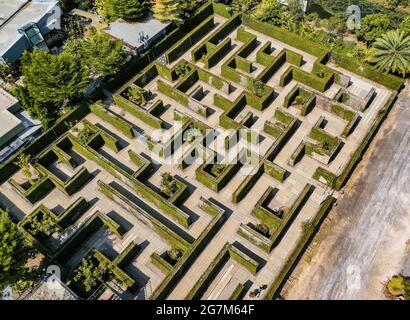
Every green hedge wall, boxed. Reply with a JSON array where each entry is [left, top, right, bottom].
[[151, 252, 173, 274], [335, 92, 398, 190], [58, 197, 90, 229], [150, 201, 226, 300], [332, 53, 404, 91], [165, 16, 215, 63], [264, 195, 335, 299], [263, 161, 286, 182], [205, 38, 232, 69], [313, 167, 337, 188], [229, 283, 245, 300], [97, 180, 191, 250], [228, 246, 259, 275], [185, 242, 231, 299], [232, 164, 263, 203], [212, 2, 233, 18], [0, 103, 90, 185], [89, 103, 134, 139], [157, 79, 189, 106], [242, 14, 326, 57], [113, 94, 163, 129]]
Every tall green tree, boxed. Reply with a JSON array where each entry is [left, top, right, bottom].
[[21, 50, 89, 105], [356, 14, 391, 45], [153, 0, 181, 22], [0, 210, 32, 291], [368, 30, 410, 77], [81, 29, 127, 76], [64, 29, 126, 77], [110, 0, 151, 20]]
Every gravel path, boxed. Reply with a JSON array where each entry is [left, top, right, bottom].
[[284, 86, 410, 300]]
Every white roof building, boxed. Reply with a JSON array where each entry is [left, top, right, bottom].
[[0, 0, 61, 64]]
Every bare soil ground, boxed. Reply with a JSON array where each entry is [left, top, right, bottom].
[[283, 85, 410, 300]]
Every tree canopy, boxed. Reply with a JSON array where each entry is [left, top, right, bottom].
[[153, 0, 181, 22], [21, 50, 89, 105], [110, 0, 151, 20], [0, 210, 32, 291], [368, 30, 410, 77], [356, 14, 392, 45]]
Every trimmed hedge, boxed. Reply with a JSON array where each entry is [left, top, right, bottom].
[[58, 197, 90, 229], [185, 242, 231, 300], [185, 242, 259, 299], [212, 2, 233, 18], [113, 93, 163, 129], [196, 161, 242, 192], [150, 200, 226, 300], [332, 52, 404, 91], [157, 79, 189, 106], [334, 92, 398, 190], [263, 161, 286, 182], [97, 180, 191, 250], [89, 103, 135, 139], [313, 167, 337, 188], [264, 195, 335, 299], [9, 176, 55, 204], [232, 164, 263, 203], [228, 245, 259, 275], [229, 283, 245, 300], [242, 14, 326, 57], [280, 67, 333, 92], [151, 252, 173, 274], [0, 103, 90, 185]]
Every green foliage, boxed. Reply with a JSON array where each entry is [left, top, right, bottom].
[[110, 0, 151, 20], [73, 255, 109, 292], [154, 0, 181, 22], [160, 172, 179, 197], [211, 163, 225, 177], [167, 248, 183, 261], [175, 61, 191, 78], [400, 16, 410, 36], [0, 210, 32, 290], [368, 30, 410, 77], [356, 14, 391, 45], [231, 0, 258, 14], [386, 275, 406, 297], [64, 29, 127, 77], [21, 49, 89, 105], [126, 87, 150, 105], [14, 154, 34, 184], [252, 0, 286, 25], [250, 80, 266, 97], [25, 211, 59, 237], [77, 124, 96, 145]]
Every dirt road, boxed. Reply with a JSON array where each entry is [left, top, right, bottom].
[[284, 86, 410, 300]]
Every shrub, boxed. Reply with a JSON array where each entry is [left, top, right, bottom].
[[161, 172, 179, 197], [175, 61, 191, 78], [126, 87, 150, 105], [210, 163, 225, 177], [250, 80, 266, 97], [167, 248, 183, 262], [72, 254, 109, 293], [255, 223, 270, 237]]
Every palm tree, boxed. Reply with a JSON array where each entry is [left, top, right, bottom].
[[368, 30, 410, 78]]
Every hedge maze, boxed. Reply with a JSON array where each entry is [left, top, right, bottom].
[[0, 2, 404, 300]]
